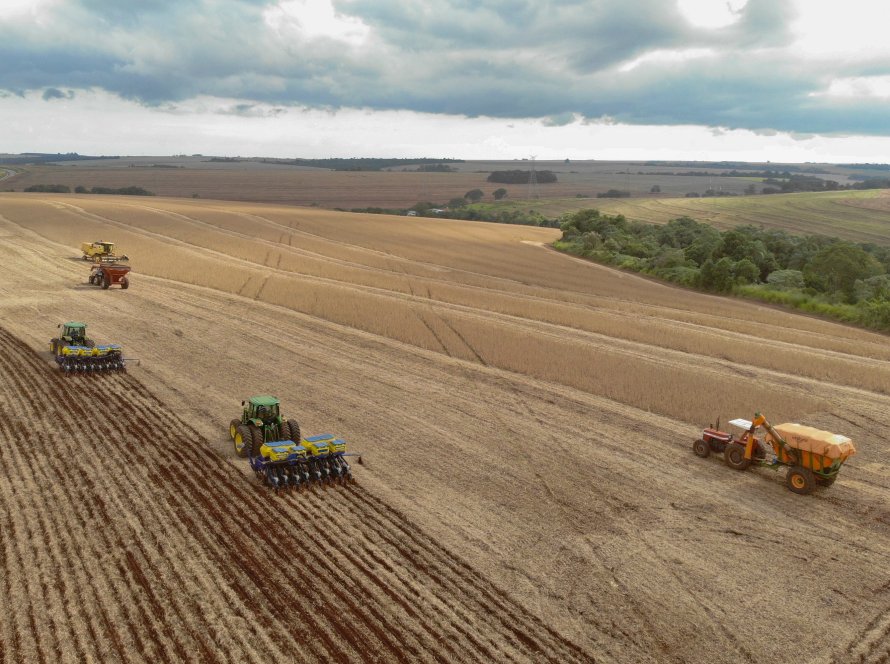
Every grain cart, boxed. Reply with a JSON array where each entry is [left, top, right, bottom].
[[693, 412, 856, 494], [50, 322, 127, 373], [228, 396, 361, 492], [88, 263, 131, 289], [81, 241, 128, 263]]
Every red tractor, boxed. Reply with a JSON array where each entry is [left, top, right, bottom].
[[88, 263, 131, 289]]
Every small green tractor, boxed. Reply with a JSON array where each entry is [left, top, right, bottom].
[[50, 321, 126, 373], [229, 396, 300, 459], [229, 396, 360, 492]]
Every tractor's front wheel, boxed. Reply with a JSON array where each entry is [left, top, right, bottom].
[[724, 443, 751, 471], [101, 275, 110, 289], [287, 419, 301, 444], [234, 425, 251, 458], [229, 419, 240, 440], [121, 277, 129, 290], [787, 467, 816, 494], [693, 439, 710, 458]]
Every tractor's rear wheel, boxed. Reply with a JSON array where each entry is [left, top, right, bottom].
[[278, 420, 291, 442], [287, 419, 301, 443], [229, 419, 240, 440], [121, 277, 129, 290], [786, 466, 816, 495], [724, 443, 751, 471], [248, 425, 264, 457], [693, 439, 710, 458], [234, 425, 251, 458]]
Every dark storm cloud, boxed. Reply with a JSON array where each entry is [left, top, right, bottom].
[[0, 0, 888, 135], [41, 87, 74, 101]]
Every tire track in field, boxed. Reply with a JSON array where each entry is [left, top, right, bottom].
[[0, 326, 591, 663]]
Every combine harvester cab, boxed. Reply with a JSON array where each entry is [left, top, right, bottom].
[[50, 322, 127, 373], [230, 396, 361, 493], [693, 412, 856, 494]]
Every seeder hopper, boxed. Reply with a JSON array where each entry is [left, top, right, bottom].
[[229, 396, 361, 493]]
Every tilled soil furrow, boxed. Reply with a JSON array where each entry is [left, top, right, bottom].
[[75, 381, 306, 664], [9, 427, 95, 664], [76, 385, 287, 664], [0, 350, 158, 664], [110, 387, 356, 663], [0, 361, 82, 664], [116, 374, 482, 663], [118, 365, 580, 663], [305, 492, 517, 661], [0, 342, 222, 657], [161, 456, 400, 663], [1, 337, 299, 663], [284, 494, 464, 662], [0, 324, 599, 663], [73, 389, 255, 664], [123, 378, 576, 656], [344, 488, 592, 662]]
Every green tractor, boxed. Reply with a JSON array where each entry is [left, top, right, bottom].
[[229, 396, 300, 458]]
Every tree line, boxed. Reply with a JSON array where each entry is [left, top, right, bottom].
[[23, 184, 154, 195], [557, 209, 890, 331]]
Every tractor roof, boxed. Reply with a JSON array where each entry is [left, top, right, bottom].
[[249, 395, 280, 407], [64, 322, 86, 329]]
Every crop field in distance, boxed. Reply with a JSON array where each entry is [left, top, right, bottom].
[[0, 190, 888, 663], [7, 158, 890, 244]]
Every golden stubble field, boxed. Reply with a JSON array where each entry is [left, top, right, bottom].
[[0, 192, 888, 663]]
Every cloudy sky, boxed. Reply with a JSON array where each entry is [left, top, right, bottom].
[[2, 0, 890, 161]]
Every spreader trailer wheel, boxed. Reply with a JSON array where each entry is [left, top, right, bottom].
[[786, 466, 816, 495]]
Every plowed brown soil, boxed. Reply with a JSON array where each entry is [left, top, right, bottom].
[[0, 193, 889, 664]]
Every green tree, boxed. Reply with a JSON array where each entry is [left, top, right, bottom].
[[804, 243, 884, 301], [464, 188, 484, 202], [767, 269, 805, 290], [493, 188, 508, 200]]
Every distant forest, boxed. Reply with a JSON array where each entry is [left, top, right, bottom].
[[557, 209, 890, 331]]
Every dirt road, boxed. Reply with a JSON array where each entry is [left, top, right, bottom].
[[0, 193, 888, 663]]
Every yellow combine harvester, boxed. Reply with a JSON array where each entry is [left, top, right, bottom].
[[81, 241, 128, 263]]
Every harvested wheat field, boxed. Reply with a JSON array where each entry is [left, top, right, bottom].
[[0, 192, 888, 664]]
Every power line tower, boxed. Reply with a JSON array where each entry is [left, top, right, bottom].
[[527, 155, 539, 199]]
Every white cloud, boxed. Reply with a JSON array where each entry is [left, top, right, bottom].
[[264, 0, 371, 45], [790, 0, 890, 58], [619, 48, 714, 73], [815, 76, 890, 100], [0, 0, 60, 21], [676, 0, 748, 29], [3, 89, 890, 163]]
